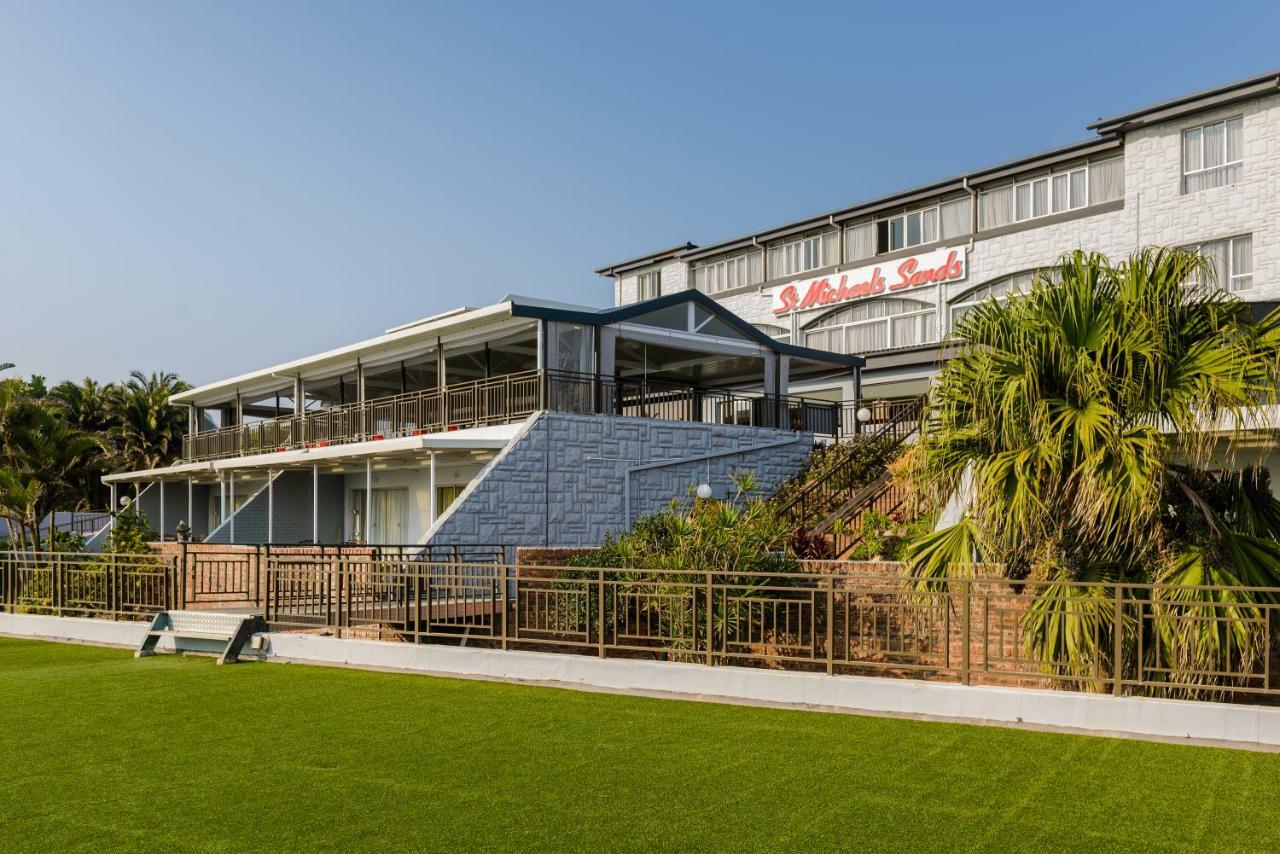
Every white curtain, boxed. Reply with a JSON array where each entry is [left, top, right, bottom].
[[979, 185, 1014, 230], [1088, 158, 1124, 204], [939, 198, 970, 239], [844, 222, 874, 262]]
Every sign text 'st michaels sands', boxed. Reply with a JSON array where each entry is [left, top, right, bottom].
[[772, 247, 966, 316]]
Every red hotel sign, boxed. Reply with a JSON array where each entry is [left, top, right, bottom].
[[772, 247, 966, 316]]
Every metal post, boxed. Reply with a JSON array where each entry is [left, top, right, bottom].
[[428, 451, 437, 525], [312, 464, 319, 542], [500, 565, 508, 651], [597, 568, 606, 658], [825, 578, 834, 676], [705, 571, 714, 666], [229, 470, 236, 544], [960, 579, 971, 686], [109, 483, 117, 534], [364, 458, 372, 544], [267, 470, 275, 543], [187, 477, 193, 535], [158, 480, 165, 543], [1113, 583, 1124, 697]]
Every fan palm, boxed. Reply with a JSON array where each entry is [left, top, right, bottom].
[[908, 248, 1280, 694]]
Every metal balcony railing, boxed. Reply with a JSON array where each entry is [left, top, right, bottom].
[[181, 369, 859, 462]]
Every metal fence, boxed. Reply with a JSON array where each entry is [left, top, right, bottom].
[[255, 559, 1280, 700], [0, 551, 181, 620], [182, 369, 863, 463], [8, 548, 1278, 703]]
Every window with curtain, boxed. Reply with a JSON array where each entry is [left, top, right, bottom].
[[1183, 117, 1243, 193], [637, 271, 661, 300], [803, 298, 936, 354], [949, 271, 1036, 326], [767, 230, 837, 279], [1013, 166, 1086, 222], [938, 197, 971, 239], [877, 203, 947, 254], [843, 222, 875, 263], [1187, 234, 1253, 292], [351, 488, 409, 545], [1088, 157, 1124, 204], [691, 250, 764, 294]]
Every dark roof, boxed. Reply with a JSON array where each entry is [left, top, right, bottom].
[[1088, 69, 1280, 133], [509, 290, 864, 368], [593, 242, 697, 277]]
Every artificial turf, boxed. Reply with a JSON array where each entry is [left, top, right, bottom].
[[0, 637, 1278, 852]]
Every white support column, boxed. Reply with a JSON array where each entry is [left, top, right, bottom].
[[267, 470, 275, 543], [229, 471, 235, 544], [187, 477, 193, 529], [109, 483, 117, 532], [428, 451, 437, 525], [159, 480, 166, 542], [312, 464, 319, 543], [219, 476, 226, 525], [364, 458, 373, 544]]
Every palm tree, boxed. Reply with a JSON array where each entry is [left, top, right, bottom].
[[0, 380, 102, 550], [907, 247, 1280, 693], [108, 371, 191, 471]]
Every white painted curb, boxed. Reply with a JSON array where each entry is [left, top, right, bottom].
[[4, 613, 1278, 748]]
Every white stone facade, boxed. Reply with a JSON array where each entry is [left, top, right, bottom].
[[602, 84, 1280, 395]]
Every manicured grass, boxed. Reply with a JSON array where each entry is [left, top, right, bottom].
[[1, 638, 1278, 852]]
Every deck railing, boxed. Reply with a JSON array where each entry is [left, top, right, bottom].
[[182, 370, 854, 462]]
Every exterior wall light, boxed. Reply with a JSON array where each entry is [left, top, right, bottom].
[[695, 483, 713, 500], [856, 407, 872, 423]]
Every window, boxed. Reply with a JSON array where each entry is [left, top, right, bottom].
[[754, 323, 791, 344], [1012, 166, 1085, 223], [979, 156, 1122, 230], [1188, 234, 1252, 292], [768, 230, 837, 279], [638, 271, 661, 300], [938, 197, 971, 239], [844, 222, 875, 263], [692, 250, 764, 294], [803, 298, 936, 354], [1183, 117, 1243, 193], [949, 271, 1035, 326], [1088, 157, 1123, 205]]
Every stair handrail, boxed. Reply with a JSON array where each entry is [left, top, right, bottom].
[[776, 394, 926, 523]]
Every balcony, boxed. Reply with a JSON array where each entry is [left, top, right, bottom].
[[181, 370, 876, 463]]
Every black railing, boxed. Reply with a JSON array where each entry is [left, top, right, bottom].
[[182, 370, 857, 462]]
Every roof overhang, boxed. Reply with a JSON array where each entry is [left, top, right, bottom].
[[1088, 70, 1280, 134], [594, 242, 697, 277], [172, 302, 526, 406]]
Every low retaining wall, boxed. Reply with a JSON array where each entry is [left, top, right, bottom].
[[3, 613, 1278, 749]]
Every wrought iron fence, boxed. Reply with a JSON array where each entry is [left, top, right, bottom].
[[0, 551, 181, 619], [255, 559, 1280, 700]]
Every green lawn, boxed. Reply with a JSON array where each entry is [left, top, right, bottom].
[[1, 638, 1279, 852]]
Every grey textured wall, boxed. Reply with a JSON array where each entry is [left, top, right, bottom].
[[205, 471, 344, 545], [429, 412, 813, 551]]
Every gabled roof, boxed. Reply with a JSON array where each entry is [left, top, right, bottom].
[[509, 290, 864, 368]]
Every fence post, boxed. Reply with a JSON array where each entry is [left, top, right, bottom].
[[597, 568, 606, 658], [178, 540, 189, 609], [53, 551, 62, 617], [1112, 583, 1124, 697], [500, 566, 508, 651], [704, 571, 714, 666], [825, 577, 834, 676], [960, 578, 971, 686]]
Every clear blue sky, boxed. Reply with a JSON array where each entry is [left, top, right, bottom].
[[4, 1, 1279, 386]]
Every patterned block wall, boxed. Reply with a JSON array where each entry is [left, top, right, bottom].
[[428, 412, 813, 551]]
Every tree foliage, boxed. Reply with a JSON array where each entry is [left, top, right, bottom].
[[0, 370, 189, 551], [908, 247, 1280, 694]]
